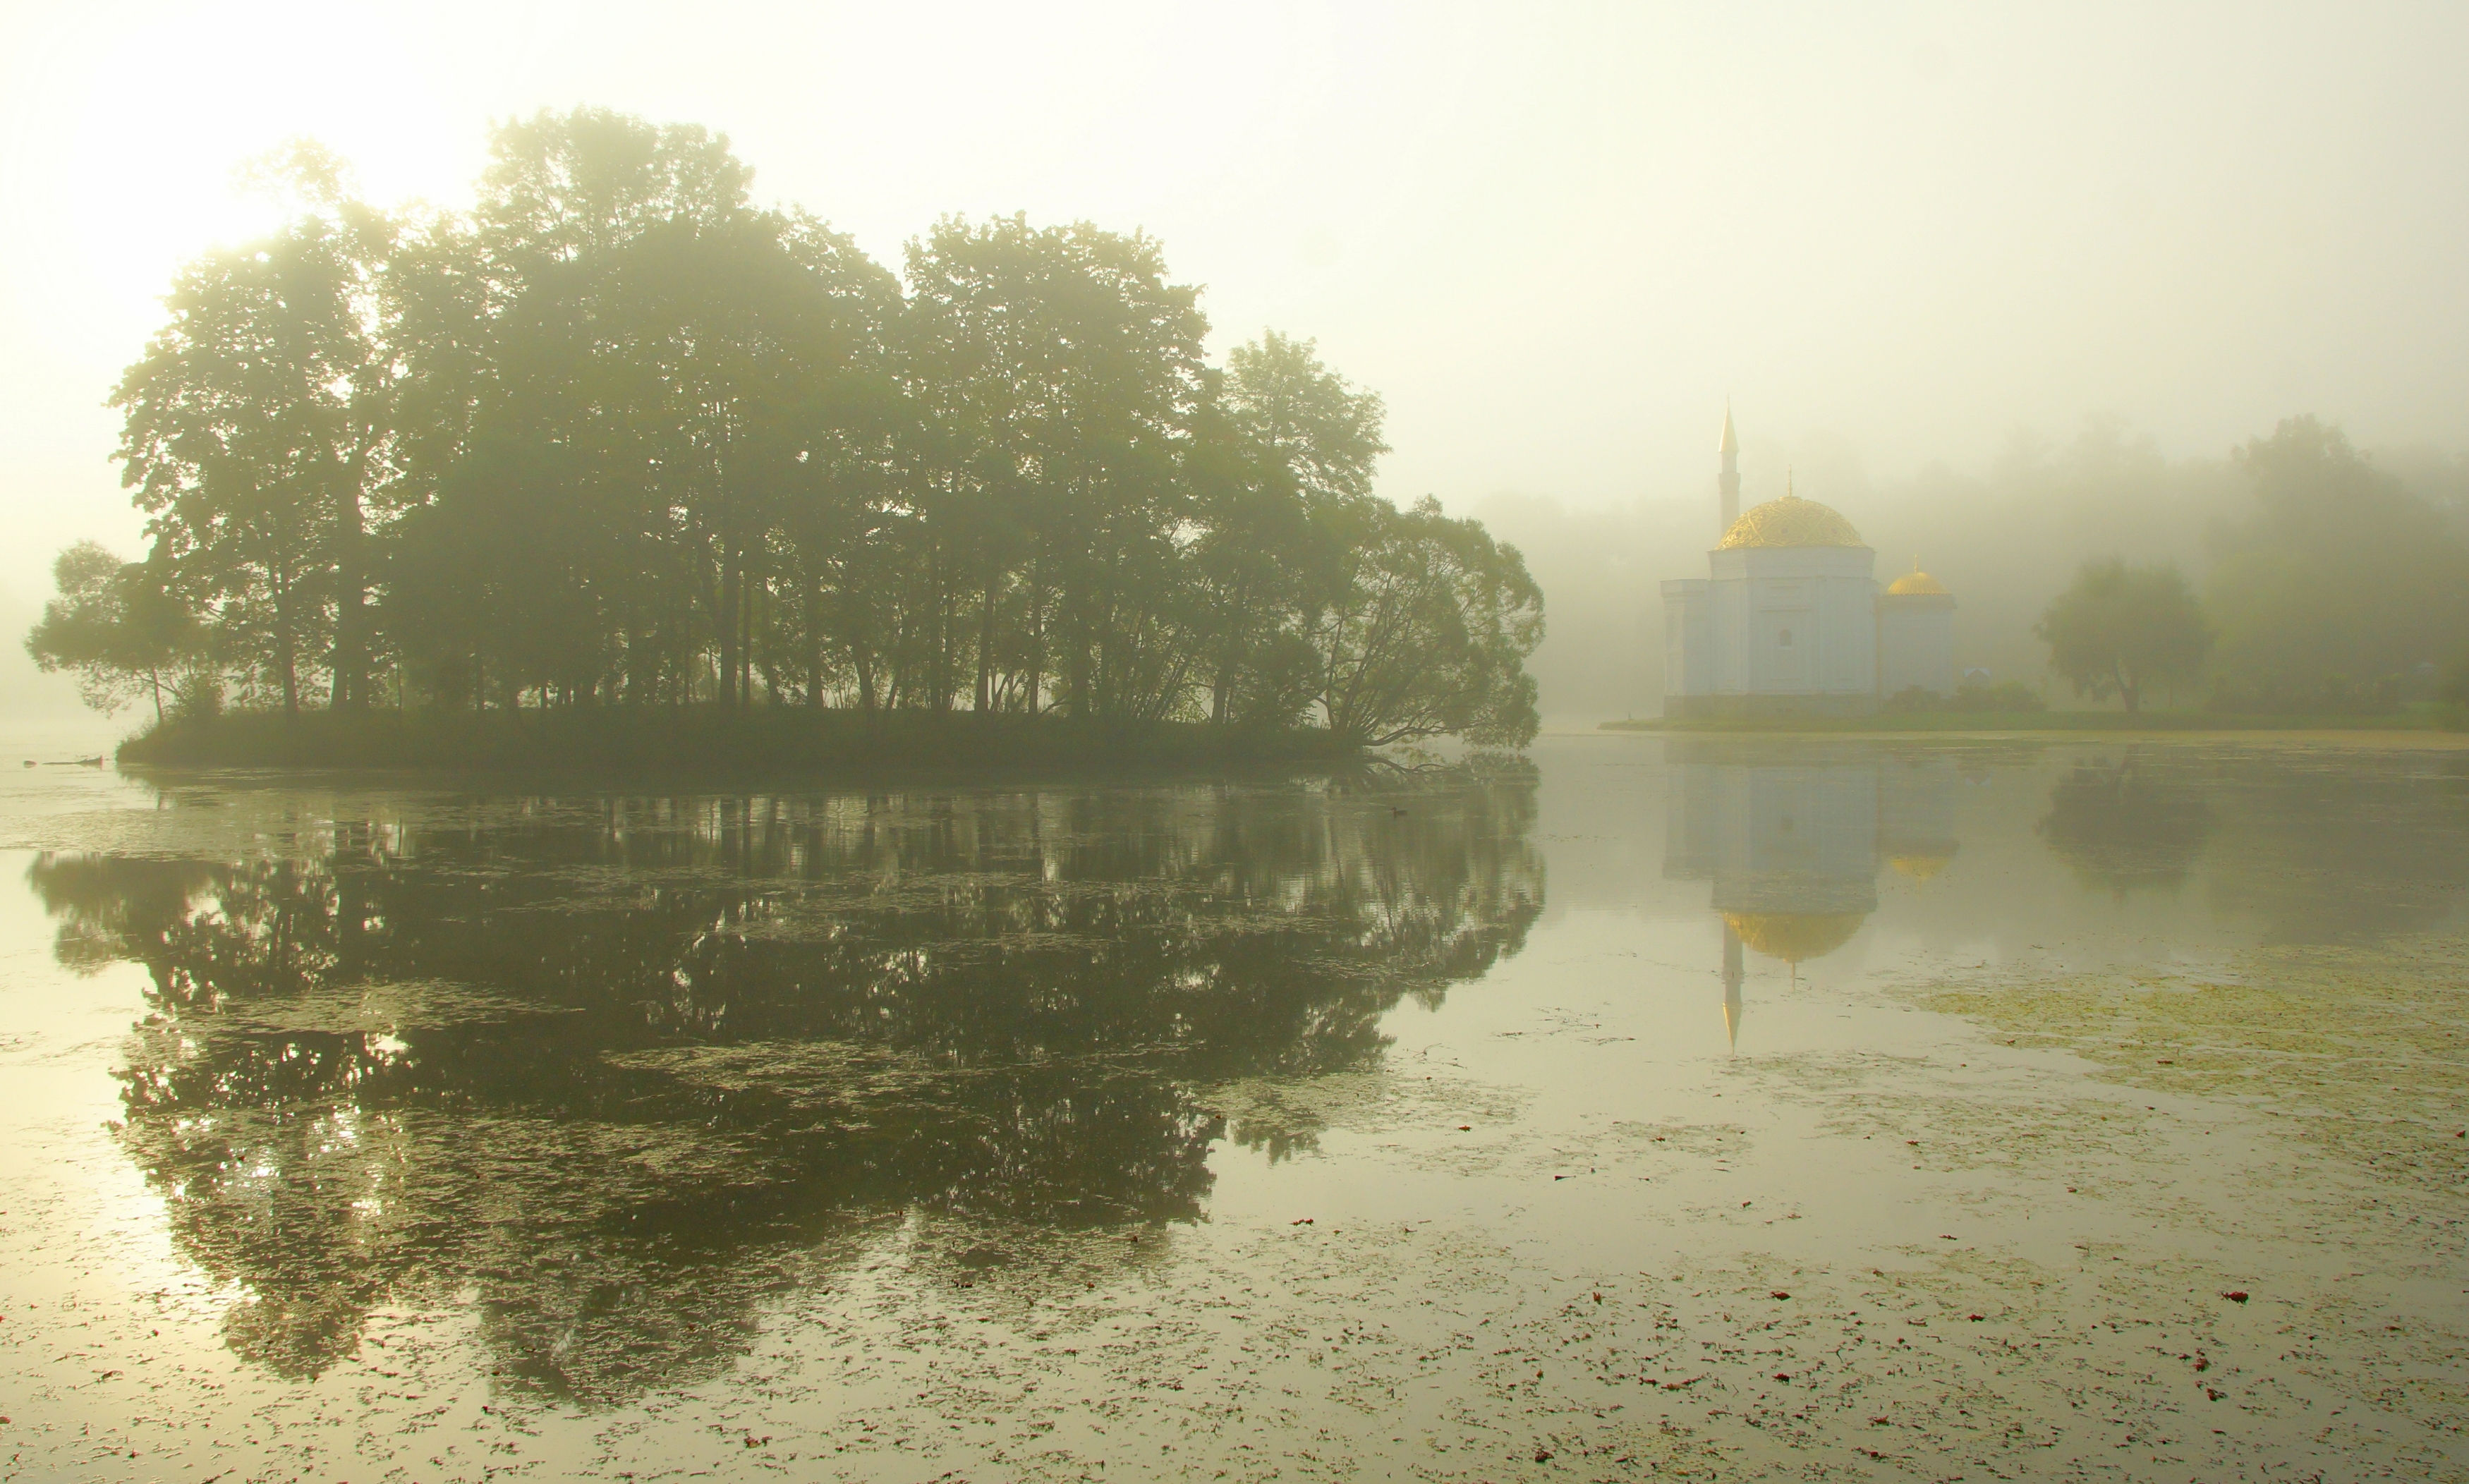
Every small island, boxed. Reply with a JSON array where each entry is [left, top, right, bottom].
[[26, 116, 1543, 772]]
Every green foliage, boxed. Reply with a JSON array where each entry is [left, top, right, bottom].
[[23, 542, 199, 719], [2036, 558, 2212, 714], [64, 111, 1540, 755], [109, 157, 400, 712], [2205, 417, 2469, 710], [1314, 498, 1543, 748]]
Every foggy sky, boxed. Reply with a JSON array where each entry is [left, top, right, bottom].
[[5, 0, 2465, 714]]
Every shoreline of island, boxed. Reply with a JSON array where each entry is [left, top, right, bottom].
[[114, 709, 1368, 781]]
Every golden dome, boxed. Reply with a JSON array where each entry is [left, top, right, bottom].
[[1718, 494, 1867, 551], [1721, 910, 1867, 963], [1886, 558, 1950, 596]]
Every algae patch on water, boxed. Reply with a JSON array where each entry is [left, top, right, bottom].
[[1914, 933, 2469, 1195]]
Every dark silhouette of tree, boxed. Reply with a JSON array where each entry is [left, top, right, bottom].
[[59, 111, 1539, 750], [111, 143, 403, 712], [23, 541, 199, 721]]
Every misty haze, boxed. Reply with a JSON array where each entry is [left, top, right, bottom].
[[2, 5, 2466, 1481]]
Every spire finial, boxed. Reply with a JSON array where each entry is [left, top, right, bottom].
[[1718, 401, 1739, 456], [1787, 466, 1796, 499]]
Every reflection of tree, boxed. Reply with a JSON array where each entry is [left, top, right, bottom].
[[2200, 752, 2469, 944], [29, 772, 1541, 1398], [2035, 750, 2212, 901]]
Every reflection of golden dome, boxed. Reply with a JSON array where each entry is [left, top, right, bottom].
[[1886, 558, 1950, 596], [1888, 852, 1955, 882], [1721, 911, 1867, 963], [1718, 494, 1867, 551]]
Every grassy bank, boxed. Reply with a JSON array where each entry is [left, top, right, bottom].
[[118, 707, 1361, 779], [1599, 708, 2459, 734]]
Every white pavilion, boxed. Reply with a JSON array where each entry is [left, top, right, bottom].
[[1661, 408, 1956, 717]]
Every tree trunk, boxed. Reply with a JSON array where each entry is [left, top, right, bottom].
[[1025, 576, 1043, 716], [741, 577, 757, 707], [808, 573, 826, 707], [332, 487, 368, 710], [717, 554, 740, 712], [976, 576, 997, 716]]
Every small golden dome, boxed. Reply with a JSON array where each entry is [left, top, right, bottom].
[[1717, 492, 1867, 551], [1721, 910, 1867, 963], [1886, 557, 1950, 596]]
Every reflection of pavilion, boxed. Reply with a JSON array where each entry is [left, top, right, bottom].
[[1664, 750, 1960, 1047]]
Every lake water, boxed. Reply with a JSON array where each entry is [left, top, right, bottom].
[[1, 733, 2465, 1481]]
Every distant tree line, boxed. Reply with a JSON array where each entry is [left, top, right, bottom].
[[2034, 416, 2469, 715], [28, 111, 1542, 748]]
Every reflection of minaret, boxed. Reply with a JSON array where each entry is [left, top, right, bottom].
[[1721, 920, 1745, 1050], [1666, 745, 1881, 1050], [1718, 403, 1741, 538]]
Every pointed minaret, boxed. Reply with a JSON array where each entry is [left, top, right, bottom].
[[1718, 403, 1741, 540]]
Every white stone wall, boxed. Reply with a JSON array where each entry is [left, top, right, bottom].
[[1659, 579, 1714, 698], [1706, 547, 1879, 700]]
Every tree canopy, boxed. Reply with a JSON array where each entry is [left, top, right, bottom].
[[23, 541, 197, 721], [56, 110, 1541, 750], [2205, 416, 2469, 710], [2035, 557, 2212, 714]]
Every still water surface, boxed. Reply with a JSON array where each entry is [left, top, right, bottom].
[[1, 734, 2465, 1480]]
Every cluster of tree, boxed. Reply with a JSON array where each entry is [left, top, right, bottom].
[[27, 111, 1542, 748], [2034, 418, 2469, 714]]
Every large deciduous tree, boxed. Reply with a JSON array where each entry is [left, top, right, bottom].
[[900, 214, 1211, 720], [24, 542, 198, 720], [112, 144, 401, 712], [1314, 499, 1543, 748], [2035, 557, 2212, 714]]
